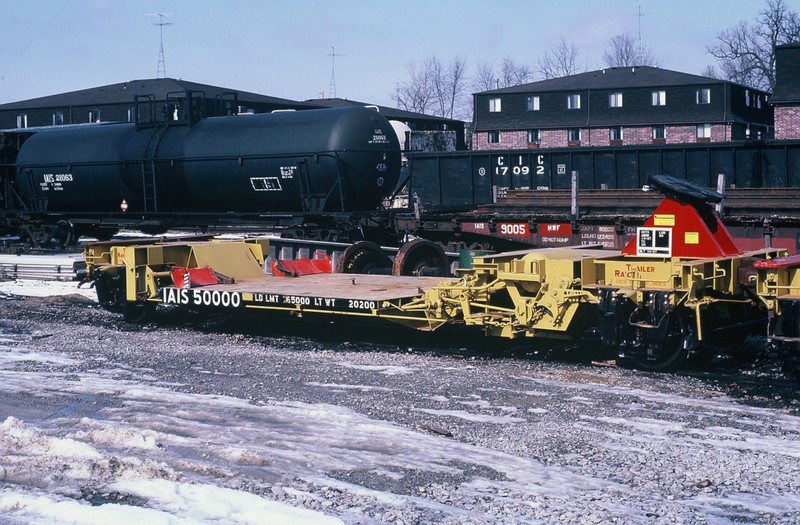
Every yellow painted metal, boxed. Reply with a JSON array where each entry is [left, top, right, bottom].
[[84, 238, 269, 302], [756, 257, 800, 318], [84, 235, 789, 346], [413, 245, 786, 343], [408, 247, 618, 339]]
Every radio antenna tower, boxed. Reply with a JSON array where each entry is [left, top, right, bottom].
[[328, 46, 343, 99], [149, 13, 172, 78], [636, 5, 648, 65]]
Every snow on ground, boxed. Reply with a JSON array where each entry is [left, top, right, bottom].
[[0, 278, 97, 300], [2, 278, 800, 523]]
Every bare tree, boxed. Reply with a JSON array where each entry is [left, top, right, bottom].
[[537, 38, 587, 79], [500, 57, 535, 87], [392, 58, 436, 115], [393, 56, 470, 119], [432, 56, 468, 119], [701, 64, 722, 79], [472, 58, 534, 92], [472, 61, 497, 92], [603, 33, 660, 67], [707, 0, 800, 91]]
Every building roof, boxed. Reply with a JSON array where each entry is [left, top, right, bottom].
[[478, 66, 766, 95], [771, 42, 800, 104], [304, 97, 463, 124], [0, 78, 318, 110]]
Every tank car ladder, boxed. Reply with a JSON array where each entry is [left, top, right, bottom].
[[141, 125, 170, 213]]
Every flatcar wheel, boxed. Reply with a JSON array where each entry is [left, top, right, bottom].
[[621, 310, 692, 372], [336, 241, 392, 274], [123, 301, 156, 323], [392, 239, 449, 277], [94, 271, 125, 312]]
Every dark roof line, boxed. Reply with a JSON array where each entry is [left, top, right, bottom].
[[476, 66, 770, 96], [303, 97, 461, 123], [0, 78, 317, 110]]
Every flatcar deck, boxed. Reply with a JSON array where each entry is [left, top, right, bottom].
[[216, 273, 453, 301], [160, 272, 456, 325]]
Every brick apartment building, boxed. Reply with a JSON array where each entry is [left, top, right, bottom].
[[472, 66, 773, 151], [772, 42, 800, 140]]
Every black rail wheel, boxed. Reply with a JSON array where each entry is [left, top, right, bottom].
[[619, 309, 695, 372], [392, 239, 449, 277], [94, 269, 156, 323], [336, 241, 392, 274], [123, 300, 157, 323], [56, 220, 76, 247], [94, 271, 125, 312]]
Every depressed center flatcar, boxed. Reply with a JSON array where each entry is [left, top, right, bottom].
[[83, 175, 800, 374]]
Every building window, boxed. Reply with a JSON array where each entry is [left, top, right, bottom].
[[16, 114, 27, 128], [527, 96, 540, 111], [745, 90, 751, 107], [610, 126, 623, 141], [652, 125, 666, 140], [697, 123, 711, 139], [528, 129, 541, 143], [88, 109, 101, 122], [567, 94, 581, 109], [52, 112, 64, 126], [488, 130, 500, 144], [568, 128, 581, 141], [489, 98, 502, 112], [696, 88, 711, 104], [757, 95, 762, 109], [609, 92, 623, 108], [651, 90, 666, 106]]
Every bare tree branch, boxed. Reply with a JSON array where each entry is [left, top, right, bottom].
[[603, 33, 661, 67], [537, 38, 587, 79], [707, 0, 800, 90], [392, 56, 470, 119]]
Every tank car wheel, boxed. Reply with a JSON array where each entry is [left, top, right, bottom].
[[618, 310, 694, 372], [392, 239, 449, 277], [56, 220, 76, 247], [336, 241, 392, 274]]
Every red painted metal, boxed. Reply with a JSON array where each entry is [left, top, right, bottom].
[[621, 197, 741, 258]]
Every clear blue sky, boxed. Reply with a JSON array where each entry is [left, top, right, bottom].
[[0, 0, 769, 107]]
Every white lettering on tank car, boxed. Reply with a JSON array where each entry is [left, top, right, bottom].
[[369, 128, 389, 144], [250, 177, 282, 191]]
